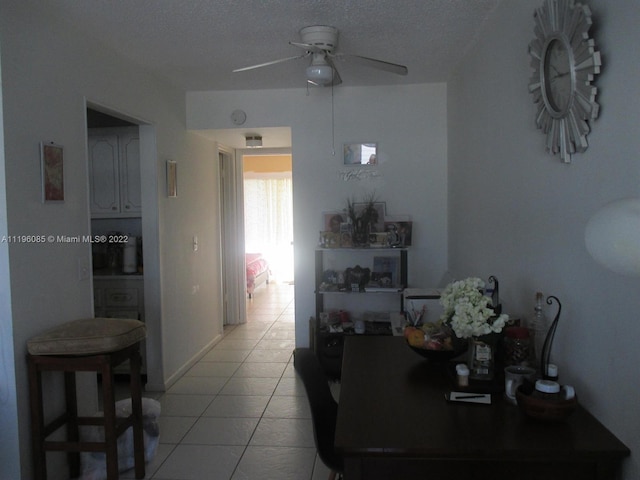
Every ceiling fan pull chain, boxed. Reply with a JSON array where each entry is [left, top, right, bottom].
[[331, 80, 335, 156]]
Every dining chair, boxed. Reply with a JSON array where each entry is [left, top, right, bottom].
[[293, 348, 344, 480]]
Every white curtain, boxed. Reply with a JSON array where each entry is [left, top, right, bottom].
[[244, 173, 293, 281]]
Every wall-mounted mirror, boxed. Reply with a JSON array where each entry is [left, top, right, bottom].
[[343, 142, 377, 165]]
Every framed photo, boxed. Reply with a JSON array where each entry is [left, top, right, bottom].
[[323, 211, 346, 234], [343, 142, 378, 165], [319, 231, 340, 249], [368, 232, 389, 247], [384, 221, 413, 246], [40, 142, 64, 203], [166, 160, 177, 197], [373, 256, 400, 287], [352, 202, 386, 233], [340, 231, 353, 248], [340, 222, 353, 248]]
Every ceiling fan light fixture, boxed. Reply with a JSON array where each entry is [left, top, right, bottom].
[[306, 64, 333, 85], [306, 54, 334, 86], [245, 134, 262, 148]]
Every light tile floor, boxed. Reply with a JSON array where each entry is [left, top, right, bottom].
[[121, 281, 332, 480]]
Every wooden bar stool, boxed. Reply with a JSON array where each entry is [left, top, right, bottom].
[[27, 317, 147, 480]]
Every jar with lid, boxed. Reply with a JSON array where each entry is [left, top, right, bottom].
[[456, 363, 470, 387], [504, 326, 533, 367], [532, 379, 561, 401]]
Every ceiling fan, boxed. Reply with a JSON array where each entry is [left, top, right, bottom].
[[233, 25, 408, 86]]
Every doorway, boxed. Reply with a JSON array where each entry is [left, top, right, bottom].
[[243, 153, 294, 284], [84, 103, 164, 390], [217, 143, 294, 326]]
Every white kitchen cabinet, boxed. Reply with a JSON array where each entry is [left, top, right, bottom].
[[88, 128, 141, 217]]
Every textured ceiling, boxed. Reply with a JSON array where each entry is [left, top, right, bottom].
[[47, 0, 502, 92]]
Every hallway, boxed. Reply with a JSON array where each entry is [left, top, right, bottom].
[[121, 282, 330, 479]]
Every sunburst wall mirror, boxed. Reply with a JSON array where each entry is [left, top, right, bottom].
[[528, 0, 602, 163]]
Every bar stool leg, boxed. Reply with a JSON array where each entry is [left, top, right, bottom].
[[101, 360, 119, 479], [130, 348, 146, 479], [28, 357, 47, 480], [64, 371, 81, 478]]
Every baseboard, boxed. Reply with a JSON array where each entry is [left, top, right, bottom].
[[161, 333, 224, 390]]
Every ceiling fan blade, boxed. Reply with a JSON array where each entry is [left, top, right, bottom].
[[233, 53, 310, 73], [334, 53, 408, 76]]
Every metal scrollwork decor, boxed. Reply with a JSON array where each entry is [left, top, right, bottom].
[[540, 295, 562, 379], [528, 0, 601, 163]]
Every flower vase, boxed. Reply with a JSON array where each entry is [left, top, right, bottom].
[[353, 221, 370, 247], [468, 336, 494, 380]]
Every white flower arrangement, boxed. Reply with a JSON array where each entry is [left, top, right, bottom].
[[439, 277, 508, 339]]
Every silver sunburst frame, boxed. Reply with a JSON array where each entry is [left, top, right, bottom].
[[528, 0, 601, 163]]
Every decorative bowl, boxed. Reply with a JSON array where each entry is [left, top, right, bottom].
[[516, 384, 578, 422], [404, 325, 468, 363], [407, 342, 468, 363]]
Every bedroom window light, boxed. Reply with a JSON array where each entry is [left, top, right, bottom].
[[243, 171, 293, 282]]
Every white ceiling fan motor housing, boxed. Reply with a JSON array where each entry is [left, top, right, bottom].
[[299, 26, 339, 53]]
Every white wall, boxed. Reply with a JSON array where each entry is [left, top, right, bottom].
[[0, 37, 20, 480], [188, 83, 448, 345], [448, 1, 640, 478], [0, 1, 223, 477]]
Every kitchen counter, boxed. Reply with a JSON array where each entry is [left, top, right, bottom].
[[93, 268, 143, 279]]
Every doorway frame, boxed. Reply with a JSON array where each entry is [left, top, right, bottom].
[[218, 146, 294, 325], [84, 100, 164, 390], [218, 144, 247, 325], [241, 147, 294, 284]]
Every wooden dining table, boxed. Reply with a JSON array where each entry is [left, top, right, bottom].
[[334, 336, 630, 480]]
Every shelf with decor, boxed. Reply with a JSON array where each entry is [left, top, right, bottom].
[[313, 247, 408, 378]]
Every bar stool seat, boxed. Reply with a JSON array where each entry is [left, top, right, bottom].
[[27, 317, 147, 480]]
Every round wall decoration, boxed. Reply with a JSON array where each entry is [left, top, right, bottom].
[[231, 109, 247, 126], [528, 0, 601, 163]]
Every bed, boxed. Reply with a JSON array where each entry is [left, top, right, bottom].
[[246, 253, 270, 298]]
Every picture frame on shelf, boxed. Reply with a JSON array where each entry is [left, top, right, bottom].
[[368, 232, 389, 247], [384, 221, 412, 246], [339, 223, 353, 248], [319, 231, 340, 248], [323, 211, 346, 234], [40, 142, 64, 203], [373, 256, 400, 287]]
